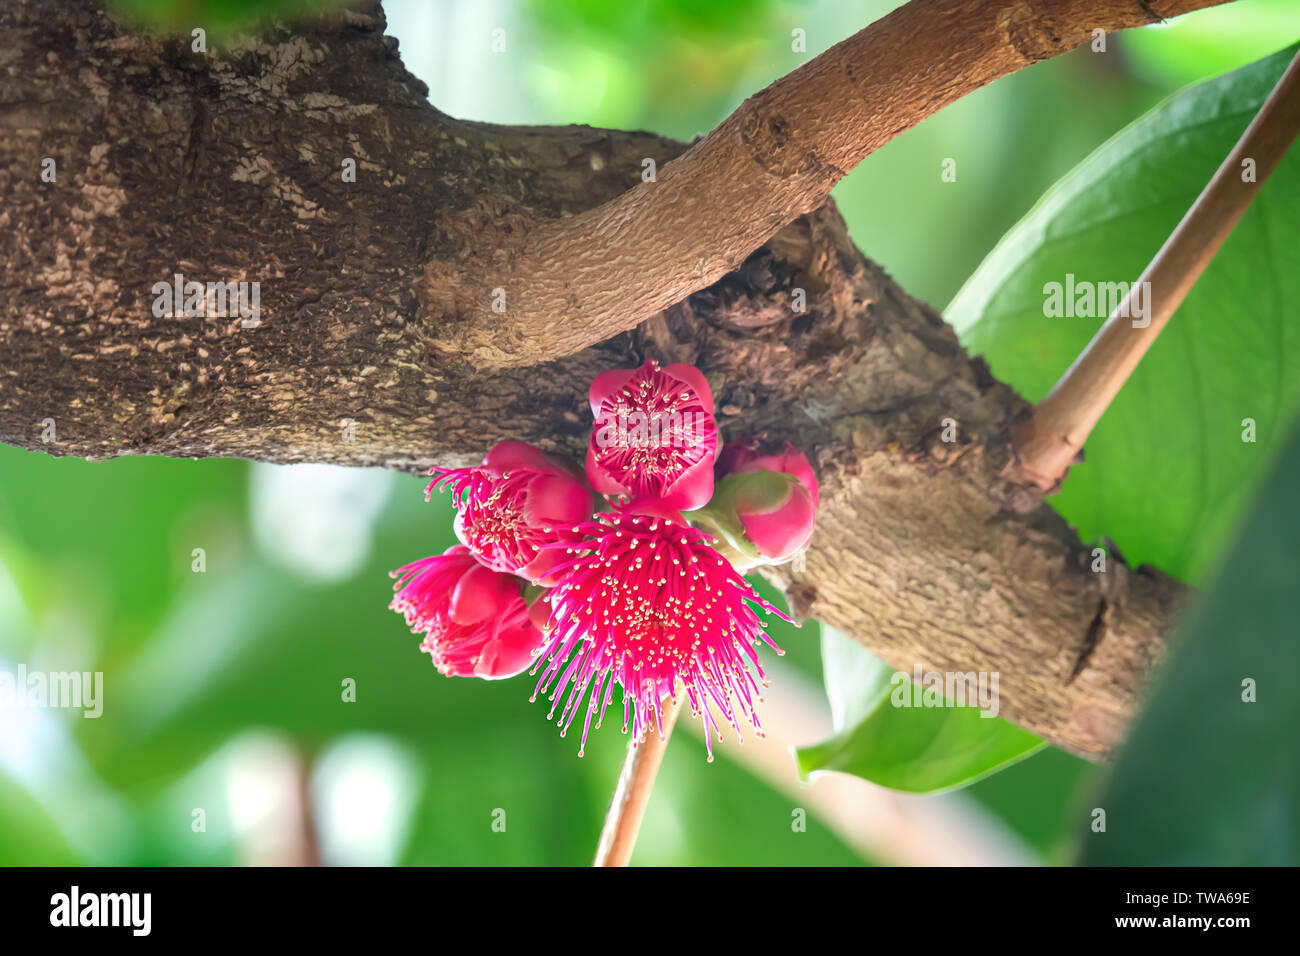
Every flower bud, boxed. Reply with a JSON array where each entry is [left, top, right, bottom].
[[697, 439, 819, 565], [389, 545, 546, 680]]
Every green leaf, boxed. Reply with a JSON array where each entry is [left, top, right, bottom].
[[1080, 415, 1300, 865], [947, 44, 1300, 583], [796, 626, 1044, 794]]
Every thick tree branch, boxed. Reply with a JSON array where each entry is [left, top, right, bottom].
[[0, 0, 1195, 758], [419, 0, 1231, 371]]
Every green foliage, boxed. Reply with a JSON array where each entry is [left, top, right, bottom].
[[0, 774, 84, 866], [948, 44, 1300, 583], [521, 0, 808, 137], [796, 627, 1043, 793], [1120, 0, 1300, 88], [964, 747, 1093, 862], [1081, 415, 1300, 865]]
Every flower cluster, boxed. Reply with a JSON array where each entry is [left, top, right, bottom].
[[388, 358, 819, 759]]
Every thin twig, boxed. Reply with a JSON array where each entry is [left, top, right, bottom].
[[294, 750, 322, 868], [1013, 49, 1300, 492], [593, 691, 684, 867]]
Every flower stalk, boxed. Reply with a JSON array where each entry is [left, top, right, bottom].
[[593, 689, 683, 867]]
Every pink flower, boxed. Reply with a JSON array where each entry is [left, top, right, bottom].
[[428, 441, 595, 586], [389, 545, 545, 680], [586, 359, 719, 511], [531, 504, 791, 759], [713, 439, 818, 562]]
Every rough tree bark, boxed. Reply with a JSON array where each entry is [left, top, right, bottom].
[[1, 0, 1209, 758]]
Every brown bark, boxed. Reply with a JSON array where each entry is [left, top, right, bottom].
[[0, 0, 1196, 759]]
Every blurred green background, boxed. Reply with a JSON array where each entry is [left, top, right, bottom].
[[3, 0, 1298, 866]]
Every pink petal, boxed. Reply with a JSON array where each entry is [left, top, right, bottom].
[[474, 623, 544, 680], [523, 473, 594, 528], [483, 440, 552, 475], [663, 363, 714, 415], [585, 438, 630, 497], [588, 367, 635, 418], [769, 444, 819, 507], [658, 447, 717, 510], [448, 565, 519, 625], [739, 485, 816, 560], [520, 547, 571, 587]]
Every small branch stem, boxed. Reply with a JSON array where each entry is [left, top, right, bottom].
[[592, 691, 684, 867], [426, 0, 1229, 370], [1014, 49, 1300, 491]]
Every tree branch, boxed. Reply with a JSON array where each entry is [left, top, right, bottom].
[[0, 0, 1197, 758], [419, 0, 1231, 371]]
